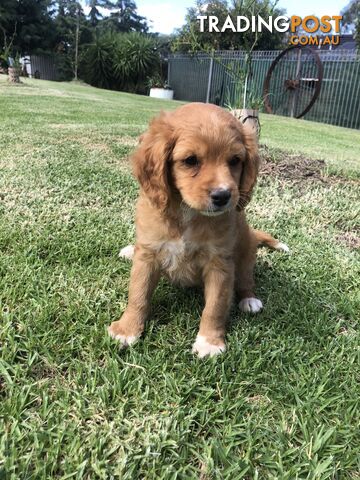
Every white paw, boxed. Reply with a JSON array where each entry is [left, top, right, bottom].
[[107, 327, 139, 348], [192, 335, 226, 358], [119, 245, 135, 260], [239, 297, 263, 313], [274, 242, 290, 253]]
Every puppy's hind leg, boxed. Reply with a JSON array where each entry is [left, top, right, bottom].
[[253, 229, 289, 253], [119, 245, 135, 260], [235, 227, 263, 314]]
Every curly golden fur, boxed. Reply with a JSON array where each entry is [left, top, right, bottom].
[[108, 103, 287, 357]]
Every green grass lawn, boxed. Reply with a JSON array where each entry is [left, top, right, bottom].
[[0, 76, 359, 479]]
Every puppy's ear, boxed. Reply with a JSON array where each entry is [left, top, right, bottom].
[[237, 123, 259, 209], [132, 112, 174, 212]]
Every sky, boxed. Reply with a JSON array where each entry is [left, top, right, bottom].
[[134, 0, 349, 34]]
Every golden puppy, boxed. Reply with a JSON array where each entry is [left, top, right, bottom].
[[108, 103, 288, 357]]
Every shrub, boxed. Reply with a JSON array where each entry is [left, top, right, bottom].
[[80, 32, 117, 89], [113, 32, 159, 93], [80, 31, 160, 93]]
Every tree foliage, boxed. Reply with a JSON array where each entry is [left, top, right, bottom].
[[100, 0, 148, 33], [0, 0, 148, 57], [87, 0, 104, 27], [0, 0, 150, 83], [0, 0, 56, 55], [341, 0, 360, 46], [54, 1, 93, 79]]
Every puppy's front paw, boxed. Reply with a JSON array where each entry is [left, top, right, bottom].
[[119, 245, 135, 260], [192, 335, 226, 358], [108, 320, 141, 348], [239, 297, 263, 313]]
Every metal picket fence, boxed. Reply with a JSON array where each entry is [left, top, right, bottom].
[[28, 55, 58, 80], [168, 50, 360, 130]]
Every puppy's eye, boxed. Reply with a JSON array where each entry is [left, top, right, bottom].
[[229, 156, 241, 167], [183, 156, 199, 167]]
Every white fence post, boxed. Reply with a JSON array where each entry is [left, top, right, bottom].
[[206, 52, 214, 103]]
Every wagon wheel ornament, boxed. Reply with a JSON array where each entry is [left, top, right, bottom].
[[263, 45, 323, 119]]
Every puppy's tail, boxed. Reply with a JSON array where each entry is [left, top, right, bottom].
[[253, 229, 289, 253]]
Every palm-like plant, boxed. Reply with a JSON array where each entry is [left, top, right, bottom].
[[80, 31, 159, 92], [113, 32, 158, 91], [81, 31, 117, 89]]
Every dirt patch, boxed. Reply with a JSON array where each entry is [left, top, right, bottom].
[[335, 232, 360, 250], [260, 145, 326, 183], [259, 145, 358, 187], [246, 395, 271, 406], [30, 364, 59, 381]]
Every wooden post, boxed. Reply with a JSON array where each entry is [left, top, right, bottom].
[[8, 67, 20, 83], [231, 108, 260, 139], [290, 49, 302, 117]]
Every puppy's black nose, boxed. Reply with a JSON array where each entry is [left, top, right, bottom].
[[210, 188, 231, 207]]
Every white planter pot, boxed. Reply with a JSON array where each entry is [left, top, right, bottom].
[[149, 88, 174, 100]]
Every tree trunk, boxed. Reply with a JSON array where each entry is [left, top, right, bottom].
[[74, 4, 80, 81]]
